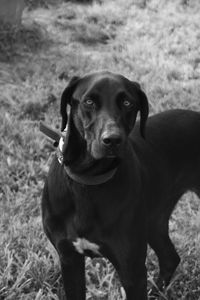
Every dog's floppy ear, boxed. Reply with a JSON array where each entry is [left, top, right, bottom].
[[132, 82, 149, 138], [60, 76, 80, 131]]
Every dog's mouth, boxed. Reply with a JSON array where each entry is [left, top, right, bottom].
[[104, 147, 121, 158]]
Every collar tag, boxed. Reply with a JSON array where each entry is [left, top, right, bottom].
[[57, 137, 64, 164]]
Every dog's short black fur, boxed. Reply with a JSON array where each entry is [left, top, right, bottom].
[[42, 71, 200, 299]]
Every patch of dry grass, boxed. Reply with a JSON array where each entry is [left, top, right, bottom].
[[1, 0, 200, 299], [54, 1, 124, 44]]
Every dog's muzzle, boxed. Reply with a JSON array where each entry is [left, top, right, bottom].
[[100, 129, 124, 158]]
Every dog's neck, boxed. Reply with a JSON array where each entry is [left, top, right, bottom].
[[68, 154, 120, 176], [57, 147, 118, 185]]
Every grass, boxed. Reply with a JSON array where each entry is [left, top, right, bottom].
[[0, 0, 200, 299]]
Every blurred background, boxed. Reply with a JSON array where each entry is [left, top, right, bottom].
[[0, 0, 200, 299]]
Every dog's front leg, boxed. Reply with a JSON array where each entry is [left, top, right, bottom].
[[58, 239, 86, 300], [104, 236, 147, 300], [118, 259, 147, 300], [108, 220, 148, 299]]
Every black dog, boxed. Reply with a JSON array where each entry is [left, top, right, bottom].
[[42, 71, 200, 299]]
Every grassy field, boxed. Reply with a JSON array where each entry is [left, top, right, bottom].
[[0, 0, 200, 299]]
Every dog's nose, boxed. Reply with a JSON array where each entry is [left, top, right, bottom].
[[102, 133, 122, 147]]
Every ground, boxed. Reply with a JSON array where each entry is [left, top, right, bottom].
[[0, 0, 200, 299]]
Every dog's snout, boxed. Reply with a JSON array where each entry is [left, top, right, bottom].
[[102, 133, 122, 148]]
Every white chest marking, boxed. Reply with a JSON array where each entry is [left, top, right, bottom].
[[72, 238, 101, 255]]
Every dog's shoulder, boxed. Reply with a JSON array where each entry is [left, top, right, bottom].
[[42, 156, 74, 216]]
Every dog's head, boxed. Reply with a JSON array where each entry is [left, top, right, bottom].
[[60, 71, 149, 165]]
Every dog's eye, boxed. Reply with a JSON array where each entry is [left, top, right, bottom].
[[123, 100, 132, 107], [85, 99, 94, 106]]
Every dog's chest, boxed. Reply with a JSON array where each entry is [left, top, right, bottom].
[[72, 237, 101, 256], [66, 181, 130, 257], [66, 213, 102, 257]]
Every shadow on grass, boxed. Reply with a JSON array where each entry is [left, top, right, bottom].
[[0, 21, 50, 62]]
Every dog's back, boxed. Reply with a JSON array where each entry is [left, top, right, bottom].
[[131, 109, 200, 205]]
